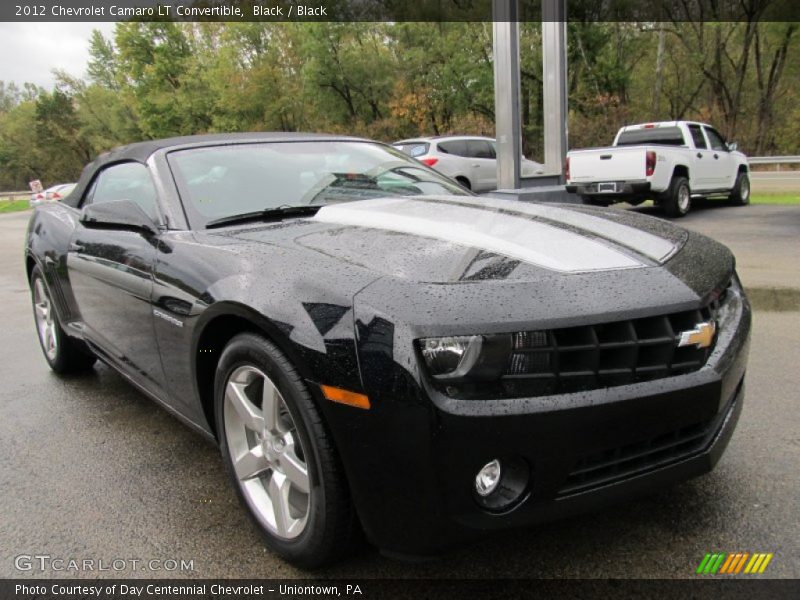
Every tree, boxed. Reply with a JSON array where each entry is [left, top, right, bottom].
[[114, 22, 213, 138], [664, 1, 772, 140], [0, 101, 45, 189], [391, 23, 494, 137], [34, 88, 93, 179], [302, 23, 395, 126], [87, 28, 120, 90], [0, 81, 42, 113], [752, 23, 797, 153]]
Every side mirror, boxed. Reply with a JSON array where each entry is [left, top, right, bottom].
[[81, 200, 158, 235], [727, 141, 738, 152]]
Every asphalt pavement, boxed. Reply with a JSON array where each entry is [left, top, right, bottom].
[[0, 203, 798, 579]]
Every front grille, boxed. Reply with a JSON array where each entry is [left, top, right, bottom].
[[501, 287, 729, 398], [558, 381, 741, 496]]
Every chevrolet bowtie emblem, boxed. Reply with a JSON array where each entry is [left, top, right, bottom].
[[677, 321, 717, 349]]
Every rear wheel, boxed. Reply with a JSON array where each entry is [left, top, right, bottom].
[[662, 175, 691, 218], [729, 172, 750, 206], [214, 333, 358, 568], [30, 266, 96, 374], [455, 176, 471, 191]]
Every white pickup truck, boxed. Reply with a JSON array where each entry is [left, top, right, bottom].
[[565, 121, 750, 217]]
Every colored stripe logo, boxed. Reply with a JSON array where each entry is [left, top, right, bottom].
[[696, 552, 774, 574]]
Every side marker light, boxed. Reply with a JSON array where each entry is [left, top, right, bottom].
[[321, 385, 371, 410]]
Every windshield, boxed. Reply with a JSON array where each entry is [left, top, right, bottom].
[[168, 141, 469, 228]]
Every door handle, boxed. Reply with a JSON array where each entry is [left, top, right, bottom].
[[473, 164, 480, 168], [69, 242, 85, 253], [696, 153, 703, 158], [714, 154, 719, 159]]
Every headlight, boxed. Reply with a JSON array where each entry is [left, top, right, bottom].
[[418, 334, 512, 381], [420, 335, 483, 379]]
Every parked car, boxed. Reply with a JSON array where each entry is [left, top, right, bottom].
[[26, 133, 750, 567], [393, 135, 544, 191], [565, 121, 750, 217], [29, 183, 76, 207]]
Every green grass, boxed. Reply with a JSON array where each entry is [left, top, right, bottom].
[[750, 193, 800, 205], [0, 199, 30, 213]]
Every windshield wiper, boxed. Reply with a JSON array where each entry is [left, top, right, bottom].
[[206, 205, 323, 229]]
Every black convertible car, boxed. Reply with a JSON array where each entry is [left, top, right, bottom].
[[25, 133, 750, 567]]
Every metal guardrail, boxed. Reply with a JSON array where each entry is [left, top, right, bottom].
[[0, 191, 28, 201], [748, 156, 800, 165]]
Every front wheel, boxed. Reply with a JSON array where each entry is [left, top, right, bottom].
[[214, 333, 358, 568], [662, 176, 691, 218], [729, 172, 750, 206], [30, 266, 96, 374]]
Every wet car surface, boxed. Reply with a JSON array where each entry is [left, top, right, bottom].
[[5, 185, 798, 576]]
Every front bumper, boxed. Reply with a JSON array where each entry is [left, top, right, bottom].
[[324, 283, 751, 556]]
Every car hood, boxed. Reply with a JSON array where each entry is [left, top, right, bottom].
[[214, 195, 732, 336], [222, 195, 690, 284]]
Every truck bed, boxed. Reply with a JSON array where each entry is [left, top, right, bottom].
[[568, 145, 655, 184]]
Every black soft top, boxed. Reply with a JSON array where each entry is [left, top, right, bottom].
[[64, 132, 364, 208]]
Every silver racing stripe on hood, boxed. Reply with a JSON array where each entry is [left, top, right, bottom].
[[435, 195, 679, 263], [313, 197, 645, 273]]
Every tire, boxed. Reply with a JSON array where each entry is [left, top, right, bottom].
[[214, 333, 358, 568], [580, 195, 611, 207], [729, 172, 750, 206], [455, 176, 471, 191], [661, 175, 691, 218], [30, 266, 96, 374]]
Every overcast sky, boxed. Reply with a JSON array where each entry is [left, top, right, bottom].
[[0, 23, 117, 89]]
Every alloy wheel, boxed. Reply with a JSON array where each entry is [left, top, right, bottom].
[[33, 277, 58, 361], [223, 365, 310, 539], [678, 183, 690, 213]]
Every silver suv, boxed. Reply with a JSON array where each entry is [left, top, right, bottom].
[[393, 136, 544, 192]]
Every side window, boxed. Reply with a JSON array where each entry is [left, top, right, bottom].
[[465, 140, 495, 159], [437, 140, 468, 157], [394, 142, 429, 158], [688, 125, 707, 149], [82, 163, 160, 221], [704, 127, 727, 152]]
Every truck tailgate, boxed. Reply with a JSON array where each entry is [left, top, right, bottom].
[[569, 146, 646, 183]]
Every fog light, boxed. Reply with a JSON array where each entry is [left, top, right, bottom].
[[475, 459, 502, 497], [472, 456, 531, 513]]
